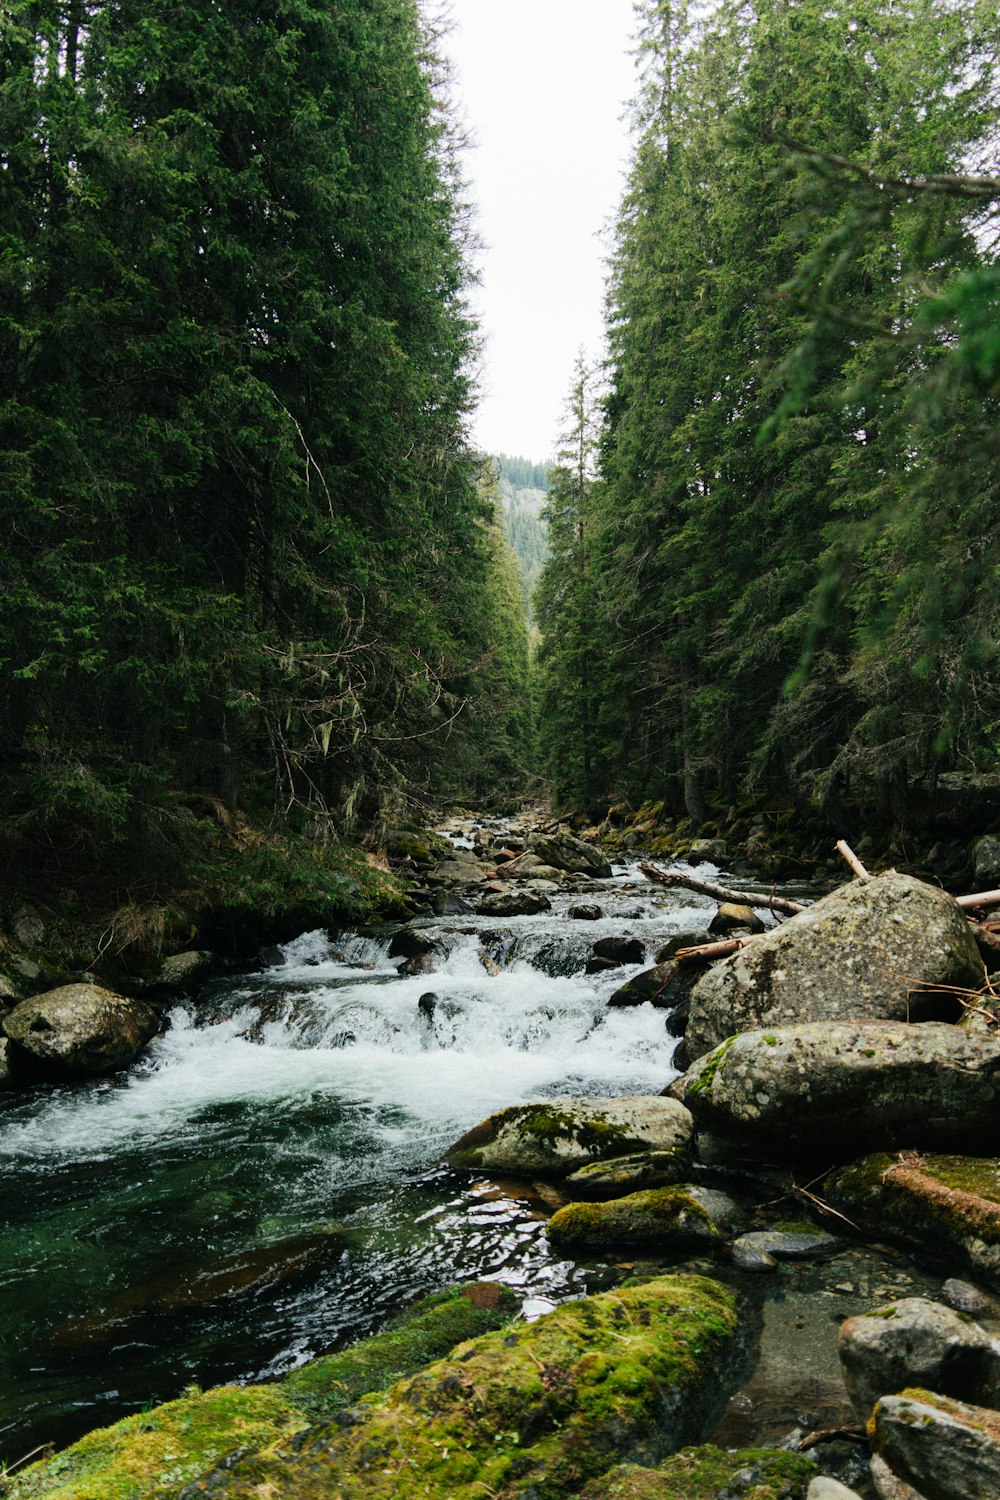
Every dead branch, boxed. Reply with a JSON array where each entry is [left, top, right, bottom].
[[835, 840, 870, 879], [674, 935, 761, 963], [638, 862, 807, 916], [956, 889, 1000, 911]]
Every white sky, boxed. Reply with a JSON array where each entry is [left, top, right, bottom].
[[443, 1, 638, 464]]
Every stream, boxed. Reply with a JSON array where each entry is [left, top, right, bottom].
[[1, 821, 711, 1462]]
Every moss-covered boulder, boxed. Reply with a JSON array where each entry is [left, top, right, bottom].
[[685, 873, 982, 1060], [838, 1297, 1000, 1423], [576, 1445, 817, 1498], [171, 1276, 744, 1499], [562, 1151, 690, 1200], [825, 1153, 1000, 1289], [528, 831, 612, 878], [673, 1023, 1000, 1160], [282, 1282, 518, 1423], [2, 984, 160, 1076], [445, 1097, 694, 1179], [9, 1385, 305, 1500], [871, 1387, 1000, 1500], [546, 1187, 726, 1254]]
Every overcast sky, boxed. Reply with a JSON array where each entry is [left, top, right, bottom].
[[443, 1, 638, 464]]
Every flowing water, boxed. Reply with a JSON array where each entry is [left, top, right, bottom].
[[1, 828, 729, 1463]]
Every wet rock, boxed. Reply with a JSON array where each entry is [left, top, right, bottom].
[[586, 955, 622, 974], [732, 1240, 778, 1272], [577, 1444, 818, 1497], [3, 983, 160, 1076], [941, 1279, 1000, 1321], [869, 1453, 926, 1499], [607, 960, 690, 1010], [973, 835, 1000, 886], [686, 873, 982, 1060], [825, 1154, 1000, 1291], [0, 1037, 13, 1088], [388, 928, 438, 959], [528, 830, 613, 878], [838, 1297, 1000, 1424], [689, 839, 728, 864], [445, 1095, 694, 1179], [563, 1149, 691, 1199], [569, 903, 603, 920], [709, 902, 766, 935], [673, 1023, 1000, 1160], [154, 950, 219, 989], [176, 1276, 745, 1500], [477, 889, 553, 917], [732, 1229, 839, 1262], [0, 973, 17, 1002], [546, 1184, 734, 1253], [871, 1388, 1000, 1500], [11, 905, 45, 948], [655, 930, 713, 962], [807, 1481, 864, 1500], [398, 952, 439, 976], [593, 935, 645, 965]]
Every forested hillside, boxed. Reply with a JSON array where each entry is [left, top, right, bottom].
[[495, 453, 549, 604], [536, 0, 1000, 827], [0, 0, 530, 922]]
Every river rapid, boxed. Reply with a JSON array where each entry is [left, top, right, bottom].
[[1, 819, 722, 1462]]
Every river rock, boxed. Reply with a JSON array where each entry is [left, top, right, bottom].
[[445, 1095, 694, 1178], [547, 1183, 740, 1254], [673, 1022, 1000, 1159], [154, 950, 219, 989], [685, 872, 982, 1060], [656, 930, 714, 962], [428, 853, 485, 886], [11, 905, 45, 948], [529, 830, 613, 878], [839, 1298, 1000, 1422], [871, 1388, 1000, 1500], [593, 935, 645, 965], [825, 1153, 1000, 1290], [732, 1228, 839, 1261], [709, 902, 765, 934], [607, 960, 690, 1010], [941, 1279, 1000, 1320], [689, 838, 728, 864], [476, 889, 552, 917], [562, 1149, 691, 1199], [173, 1276, 744, 1500], [569, 902, 603, 920], [807, 1482, 865, 1500], [2, 983, 160, 1075], [577, 1445, 818, 1498], [0, 1037, 12, 1088], [388, 928, 438, 959], [869, 1454, 927, 1500], [973, 835, 1000, 886]]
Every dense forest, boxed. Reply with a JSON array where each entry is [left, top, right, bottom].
[[0, 0, 531, 924], [495, 453, 549, 605], [535, 0, 1000, 828]]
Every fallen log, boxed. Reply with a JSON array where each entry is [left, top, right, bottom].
[[638, 862, 807, 916]]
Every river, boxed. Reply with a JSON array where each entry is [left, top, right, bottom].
[[1, 820, 718, 1463]]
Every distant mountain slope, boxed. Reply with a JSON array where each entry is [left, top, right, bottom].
[[495, 453, 550, 604]]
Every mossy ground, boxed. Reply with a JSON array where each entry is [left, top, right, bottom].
[[173, 1276, 741, 1499], [577, 1444, 817, 1498]]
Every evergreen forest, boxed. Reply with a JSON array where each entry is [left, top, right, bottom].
[[535, 0, 1000, 830]]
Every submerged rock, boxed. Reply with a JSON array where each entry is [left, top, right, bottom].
[[3, 983, 159, 1076], [172, 1276, 745, 1499], [672, 1023, 1000, 1159], [871, 1388, 1000, 1500], [838, 1297, 1000, 1423], [825, 1153, 1000, 1290], [546, 1185, 727, 1253], [444, 1096, 694, 1179], [731, 1229, 839, 1262], [685, 873, 982, 1060], [577, 1444, 817, 1498]]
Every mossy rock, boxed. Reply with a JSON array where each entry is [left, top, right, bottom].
[[9, 1385, 305, 1500], [172, 1276, 743, 1499], [577, 1444, 817, 1497], [445, 1097, 693, 1179], [547, 1187, 721, 1253], [562, 1151, 690, 1201], [825, 1152, 1000, 1288], [282, 1282, 519, 1423]]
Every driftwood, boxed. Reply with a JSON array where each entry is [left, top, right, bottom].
[[637, 862, 806, 916], [835, 840, 870, 879], [957, 889, 1000, 911], [674, 936, 760, 963]]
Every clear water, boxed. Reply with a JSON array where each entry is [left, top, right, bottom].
[[0, 847, 714, 1463]]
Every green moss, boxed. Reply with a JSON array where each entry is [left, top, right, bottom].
[[768, 1221, 815, 1235], [9, 1386, 304, 1500], [446, 1104, 646, 1175], [172, 1276, 741, 1500], [547, 1189, 719, 1253], [577, 1444, 817, 1498], [282, 1283, 518, 1423], [762, 1035, 778, 1046], [686, 1035, 739, 1097]]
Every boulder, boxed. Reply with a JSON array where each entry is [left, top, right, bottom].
[[577, 1445, 818, 1498], [546, 1184, 739, 1254], [731, 1228, 839, 1262], [871, 1388, 1000, 1500], [807, 1483, 865, 1500], [607, 961, 689, 1010], [445, 1095, 694, 1179], [153, 950, 218, 989], [562, 1149, 691, 1200], [709, 902, 765, 935], [11, 905, 45, 948], [569, 903, 603, 920], [3, 983, 160, 1075], [593, 936, 645, 965], [825, 1153, 1000, 1291], [388, 928, 438, 959], [869, 1454, 926, 1500], [673, 1022, 1000, 1159], [973, 835, 1000, 886], [171, 1277, 745, 1500], [688, 839, 728, 864], [529, 830, 613, 878], [428, 853, 485, 886], [685, 873, 982, 1060], [941, 1279, 1000, 1321], [476, 889, 552, 917], [655, 930, 713, 962], [839, 1298, 1000, 1422], [0, 1037, 12, 1088]]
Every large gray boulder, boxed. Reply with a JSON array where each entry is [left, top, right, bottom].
[[686, 873, 982, 1060], [528, 831, 612, 878], [839, 1298, 1000, 1423], [445, 1095, 693, 1179], [672, 1022, 1000, 1159], [871, 1389, 1000, 1500], [3, 983, 160, 1075]]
